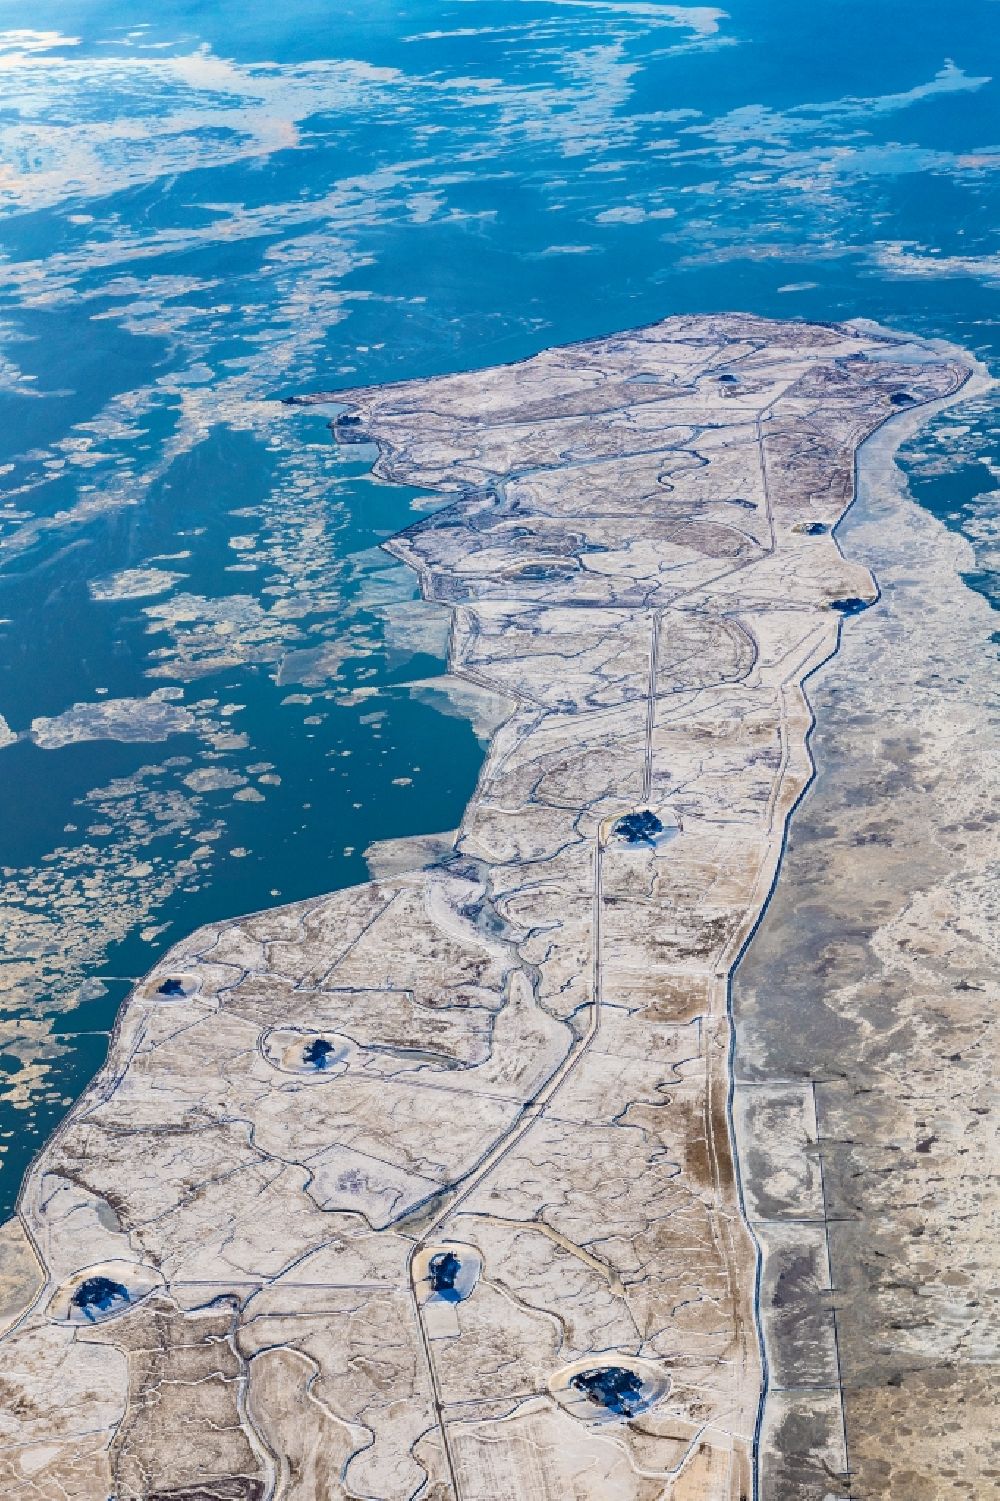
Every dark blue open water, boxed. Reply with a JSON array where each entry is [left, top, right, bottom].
[[0, 0, 996, 1213]]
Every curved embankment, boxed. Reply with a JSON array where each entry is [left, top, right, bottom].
[[0, 314, 973, 1501], [734, 349, 996, 1501]]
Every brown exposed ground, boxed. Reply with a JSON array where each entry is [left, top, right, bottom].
[[734, 396, 999, 1500]]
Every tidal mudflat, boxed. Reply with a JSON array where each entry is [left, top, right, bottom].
[[0, 313, 980, 1501], [734, 374, 998, 1499]]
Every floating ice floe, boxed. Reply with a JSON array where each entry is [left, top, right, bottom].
[[29, 696, 195, 749]]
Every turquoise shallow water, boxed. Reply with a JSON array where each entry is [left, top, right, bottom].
[[0, 0, 997, 1213]]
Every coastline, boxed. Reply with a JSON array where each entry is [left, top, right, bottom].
[[0, 315, 980, 1501]]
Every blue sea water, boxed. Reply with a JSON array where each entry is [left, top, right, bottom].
[[0, 0, 996, 1213]]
